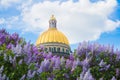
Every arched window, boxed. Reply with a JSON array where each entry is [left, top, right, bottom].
[[57, 47, 60, 52], [52, 48, 54, 52], [66, 49, 68, 53], [54, 47, 56, 52], [49, 47, 51, 52], [62, 48, 64, 52]]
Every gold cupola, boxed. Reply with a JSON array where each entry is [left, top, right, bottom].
[[36, 15, 70, 55]]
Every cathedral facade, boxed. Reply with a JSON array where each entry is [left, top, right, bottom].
[[36, 15, 71, 55]]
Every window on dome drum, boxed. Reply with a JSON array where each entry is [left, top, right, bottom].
[[62, 48, 64, 52], [57, 48, 60, 52], [54, 47, 56, 52], [49, 47, 51, 52], [66, 49, 68, 54], [52, 48, 54, 52]]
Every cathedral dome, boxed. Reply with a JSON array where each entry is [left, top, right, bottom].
[[36, 15, 69, 46], [36, 28, 69, 45], [36, 15, 70, 55]]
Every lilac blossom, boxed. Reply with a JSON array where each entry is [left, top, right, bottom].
[[76, 58, 81, 66], [7, 43, 12, 49], [18, 59, 23, 65], [111, 76, 116, 80], [13, 56, 16, 61], [54, 57, 61, 70], [12, 44, 22, 55], [3, 54, 7, 61], [99, 64, 111, 71], [60, 56, 65, 66], [20, 74, 26, 80], [31, 71, 36, 77], [9, 56, 12, 63], [25, 56, 32, 64], [2, 74, 6, 80], [0, 74, 7, 80], [27, 70, 33, 79], [65, 59, 73, 69], [71, 60, 77, 71], [0, 28, 6, 33], [37, 59, 50, 73], [99, 77, 103, 80], [27, 70, 36, 79], [47, 77, 53, 80], [99, 60, 106, 67], [23, 42, 31, 54], [11, 33, 19, 41], [83, 69, 94, 80], [81, 57, 90, 68], [80, 70, 85, 80], [63, 73, 69, 78], [116, 68, 119, 77], [0, 33, 6, 44], [69, 54, 74, 60], [115, 49, 120, 61], [43, 52, 47, 58], [46, 52, 52, 59], [39, 45, 44, 51], [105, 64, 110, 70], [0, 66, 4, 73], [32, 46, 39, 54]]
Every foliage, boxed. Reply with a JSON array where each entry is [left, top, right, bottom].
[[0, 28, 120, 80]]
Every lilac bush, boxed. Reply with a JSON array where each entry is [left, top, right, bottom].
[[76, 41, 120, 80], [0, 28, 120, 80]]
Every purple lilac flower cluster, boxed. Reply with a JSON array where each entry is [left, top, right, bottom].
[[0, 29, 120, 80], [76, 41, 120, 80]]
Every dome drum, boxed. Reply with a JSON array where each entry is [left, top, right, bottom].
[[40, 42, 71, 54]]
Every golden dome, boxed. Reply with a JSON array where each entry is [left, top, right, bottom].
[[36, 15, 69, 46], [36, 28, 69, 45]]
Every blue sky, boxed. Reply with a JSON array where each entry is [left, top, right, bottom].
[[0, 0, 120, 51]]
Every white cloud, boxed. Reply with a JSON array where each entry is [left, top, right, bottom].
[[0, 16, 25, 31], [0, 0, 21, 8], [5, 0, 120, 44], [0, 18, 5, 24]]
